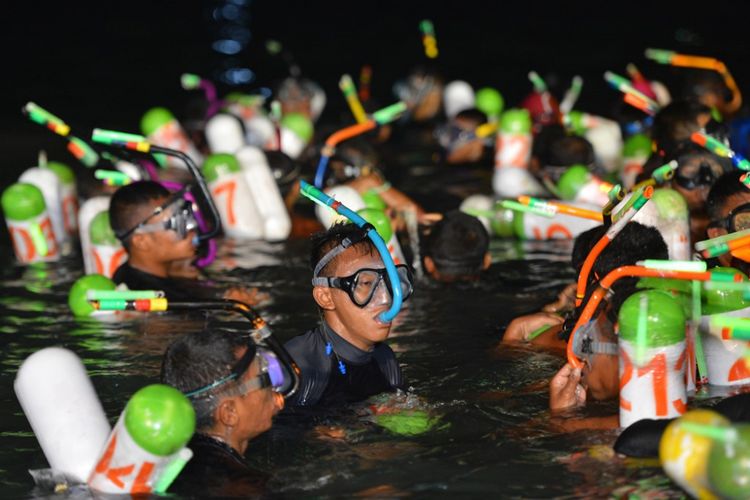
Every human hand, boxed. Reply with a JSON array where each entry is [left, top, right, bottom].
[[502, 312, 564, 343], [223, 286, 269, 306], [549, 363, 586, 412]]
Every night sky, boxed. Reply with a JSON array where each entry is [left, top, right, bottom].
[[2, 0, 749, 188]]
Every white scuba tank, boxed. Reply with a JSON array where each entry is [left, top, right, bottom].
[[202, 154, 264, 240], [2, 183, 59, 263], [315, 185, 367, 229], [78, 197, 111, 275], [493, 109, 544, 198], [14, 347, 111, 484], [140, 107, 203, 169], [87, 385, 194, 495], [45, 161, 79, 238], [699, 305, 750, 386], [88, 211, 128, 278], [235, 146, 292, 241], [19, 167, 66, 248], [443, 80, 475, 119], [245, 115, 276, 148], [205, 113, 246, 154]]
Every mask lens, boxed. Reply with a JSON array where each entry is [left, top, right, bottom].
[[732, 209, 750, 232], [259, 349, 286, 390], [352, 270, 381, 306]]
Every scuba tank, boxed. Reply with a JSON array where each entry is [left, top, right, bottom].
[[78, 197, 110, 276], [620, 133, 652, 190], [557, 164, 612, 206], [618, 289, 687, 428], [699, 267, 750, 386], [88, 211, 127, 278], [19, 167, 67, 249], [2, 183, 59, 263], [88, 384, 194, 494], [45, 160, 78, 238], [202, 153, 264, 240], [235, 146, 292, 241], [358, 207, 406, 266], [204, 113, 246, 154], [140, 107, 203, 169], [15, 347, 111, 484], [493, 109, 545, 198]]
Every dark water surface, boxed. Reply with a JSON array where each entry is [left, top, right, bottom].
[[0, 227, 683, 498]]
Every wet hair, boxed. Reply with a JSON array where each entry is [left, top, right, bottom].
[[454, 108, 487, 127], [564, 222, 669, 339], [161, 330, 253, 430], [109, 181, 170, 248], [651, 99, 711, 157], [264, 150, 300, 194], [544, 135, 595, 167], [423, 211, 489, 280], [683, 69, 733, 104], [310, 222, 378, 277], [706, 170, 748, 222]]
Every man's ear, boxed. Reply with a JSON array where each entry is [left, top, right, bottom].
[[482, 252, 492, 270], [129, 233, 150, 252], [313, 286, 335, 310], [423, 256, 437, 275], [706, 226, 725, 240], [216, 398, 239, 427]]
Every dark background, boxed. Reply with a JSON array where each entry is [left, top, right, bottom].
[[1, 0, 749, 244]]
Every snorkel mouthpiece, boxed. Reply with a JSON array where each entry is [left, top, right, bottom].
[[300, 180, 404, 322]]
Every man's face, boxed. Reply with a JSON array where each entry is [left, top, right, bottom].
[[707, 191, 750, 267], [671, 153, 725, 210], [320, 247, 393, 351], [134, 197, 197, 262], [581, 353, 619, 401], [234, 354, 284, 441]]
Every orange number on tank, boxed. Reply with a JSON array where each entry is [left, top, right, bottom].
[[213, 180, 237, 226]]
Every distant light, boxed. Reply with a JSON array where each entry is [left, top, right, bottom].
[[228, 0, 249, 5], [221, 4, 240, 20], [221, 68, 255, 85], [212, 39, 243, 55], [219, 25, 251, 44]]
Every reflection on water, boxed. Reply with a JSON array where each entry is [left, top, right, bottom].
[[0, 234, 684, 498]]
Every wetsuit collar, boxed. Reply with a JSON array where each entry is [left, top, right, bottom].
[[322, 321, 373, 364]]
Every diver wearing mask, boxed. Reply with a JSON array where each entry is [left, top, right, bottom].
[[285, 223, 413, 407]]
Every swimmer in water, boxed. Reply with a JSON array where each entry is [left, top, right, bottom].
[[421, 210, 491, 282], [108, 181, 264, 304], [161, 329, 284, 496], [284, 222, 411, 406]]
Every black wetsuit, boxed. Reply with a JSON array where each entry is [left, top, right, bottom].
[[614, 393, 750, 457], [169, 433, 269, 498], [284, 322, 403, 407], [112, 262, 216, 301]]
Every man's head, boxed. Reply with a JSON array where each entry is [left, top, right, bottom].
[[668, 142, 728, 211], [707, 171, 750, 268], [423, 211, 490, 282], [161, 330, 283, 447], [535, 132, 595, 183], [651, 99, 712, 158], [109, 181, 197, 262], [310, 223, 412, 350], [436, 108, 489, 164]]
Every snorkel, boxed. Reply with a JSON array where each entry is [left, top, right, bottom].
[[645, 48, 742, 116], [313, 102, 407, 188], [603, 72, 660, 116], [180, 73, 223, 120], [91, 129, 221, 266], [23, 102, 100, 167], [690, 131, 750, 171], [567, 262, 741, 369], [575, 185, 653, 307], [88, 293, 301, 398], [299, 180, 404, 323]]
